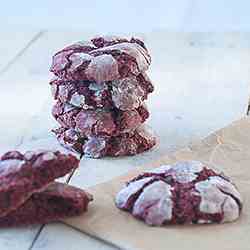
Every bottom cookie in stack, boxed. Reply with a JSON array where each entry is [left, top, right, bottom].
[[53, 125, 156, 158]]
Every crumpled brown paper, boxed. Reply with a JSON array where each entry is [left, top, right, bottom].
[[63, 117, 250, 250]]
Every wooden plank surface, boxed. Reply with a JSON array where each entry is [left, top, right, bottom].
[[31, 223, 117, 250], [0, 30, 44, 154], [0, 226, 40, 250], [0, 30, 41, 73]]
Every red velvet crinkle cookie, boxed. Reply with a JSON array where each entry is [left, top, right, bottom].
[[116, 161, 243, 226], [50, 72, 153, 110], [0, 150, 79, 217], [52, 101, 80, 128], [0, 182, 93, 227], [50, 36, 151, 83], [53, 125, 156, 158], [111, 73, 153, 111], [52, 101, 149, 136], [50, 77, 113, 110], [52, 127, 84, 154]]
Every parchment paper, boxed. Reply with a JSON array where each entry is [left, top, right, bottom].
[[63, 117, 250, 250]]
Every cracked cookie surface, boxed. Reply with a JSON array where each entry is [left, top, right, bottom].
[[50, 72, 153, 110], [50, 36, 151, 83], [52, 101, 149, 136], [53, 125, 156, 158], [116, 161, 243, 226]]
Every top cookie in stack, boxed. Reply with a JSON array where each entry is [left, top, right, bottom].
[[50, 36, 156, 158]]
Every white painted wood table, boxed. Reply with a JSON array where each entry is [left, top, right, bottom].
[[0, 31, 250, 250]]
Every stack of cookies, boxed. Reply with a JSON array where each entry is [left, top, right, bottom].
[[50, 36, 156, 158]]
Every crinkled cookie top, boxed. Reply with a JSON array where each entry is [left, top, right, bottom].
[[50, 36, 151, 83], [116, 161, 243, 226]]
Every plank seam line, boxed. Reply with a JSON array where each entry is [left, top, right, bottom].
[[61, 222, 122, 250], [28, 225, 45, 250], [0, 30, 46, 76], [65, 152, 84, 184]]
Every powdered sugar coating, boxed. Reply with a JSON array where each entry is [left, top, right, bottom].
[[115, 161, 243, 226], [52, 101, 80, 128], [208, 176, 242, 204], [50, 73, 153, 111], [82, 137, 107, 158], [195, 176, 242, 222], [24, 150, 56, 161], [85, 54, 119, 83], [94, 42, 150, 73], [75, 109, 116, 137], [52, 101, 149, 137], [53, 127, 83, 154], [68, 52, 93, 73], [89, 82, 108, 93], [111, 76, 145, 110], [116, 177, 154, 209], [146, 165, 172, 174], [24, 151, 36, 161], [0, 159, 25, 176], [53, 125, 156, 158], [51, 79, 111, 109], [133, 181, 173, 225], [70, 93, 86, 107], [50, 36, 151, 82], [41, 152, 57, 161], [170, 161, 203, 183]]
